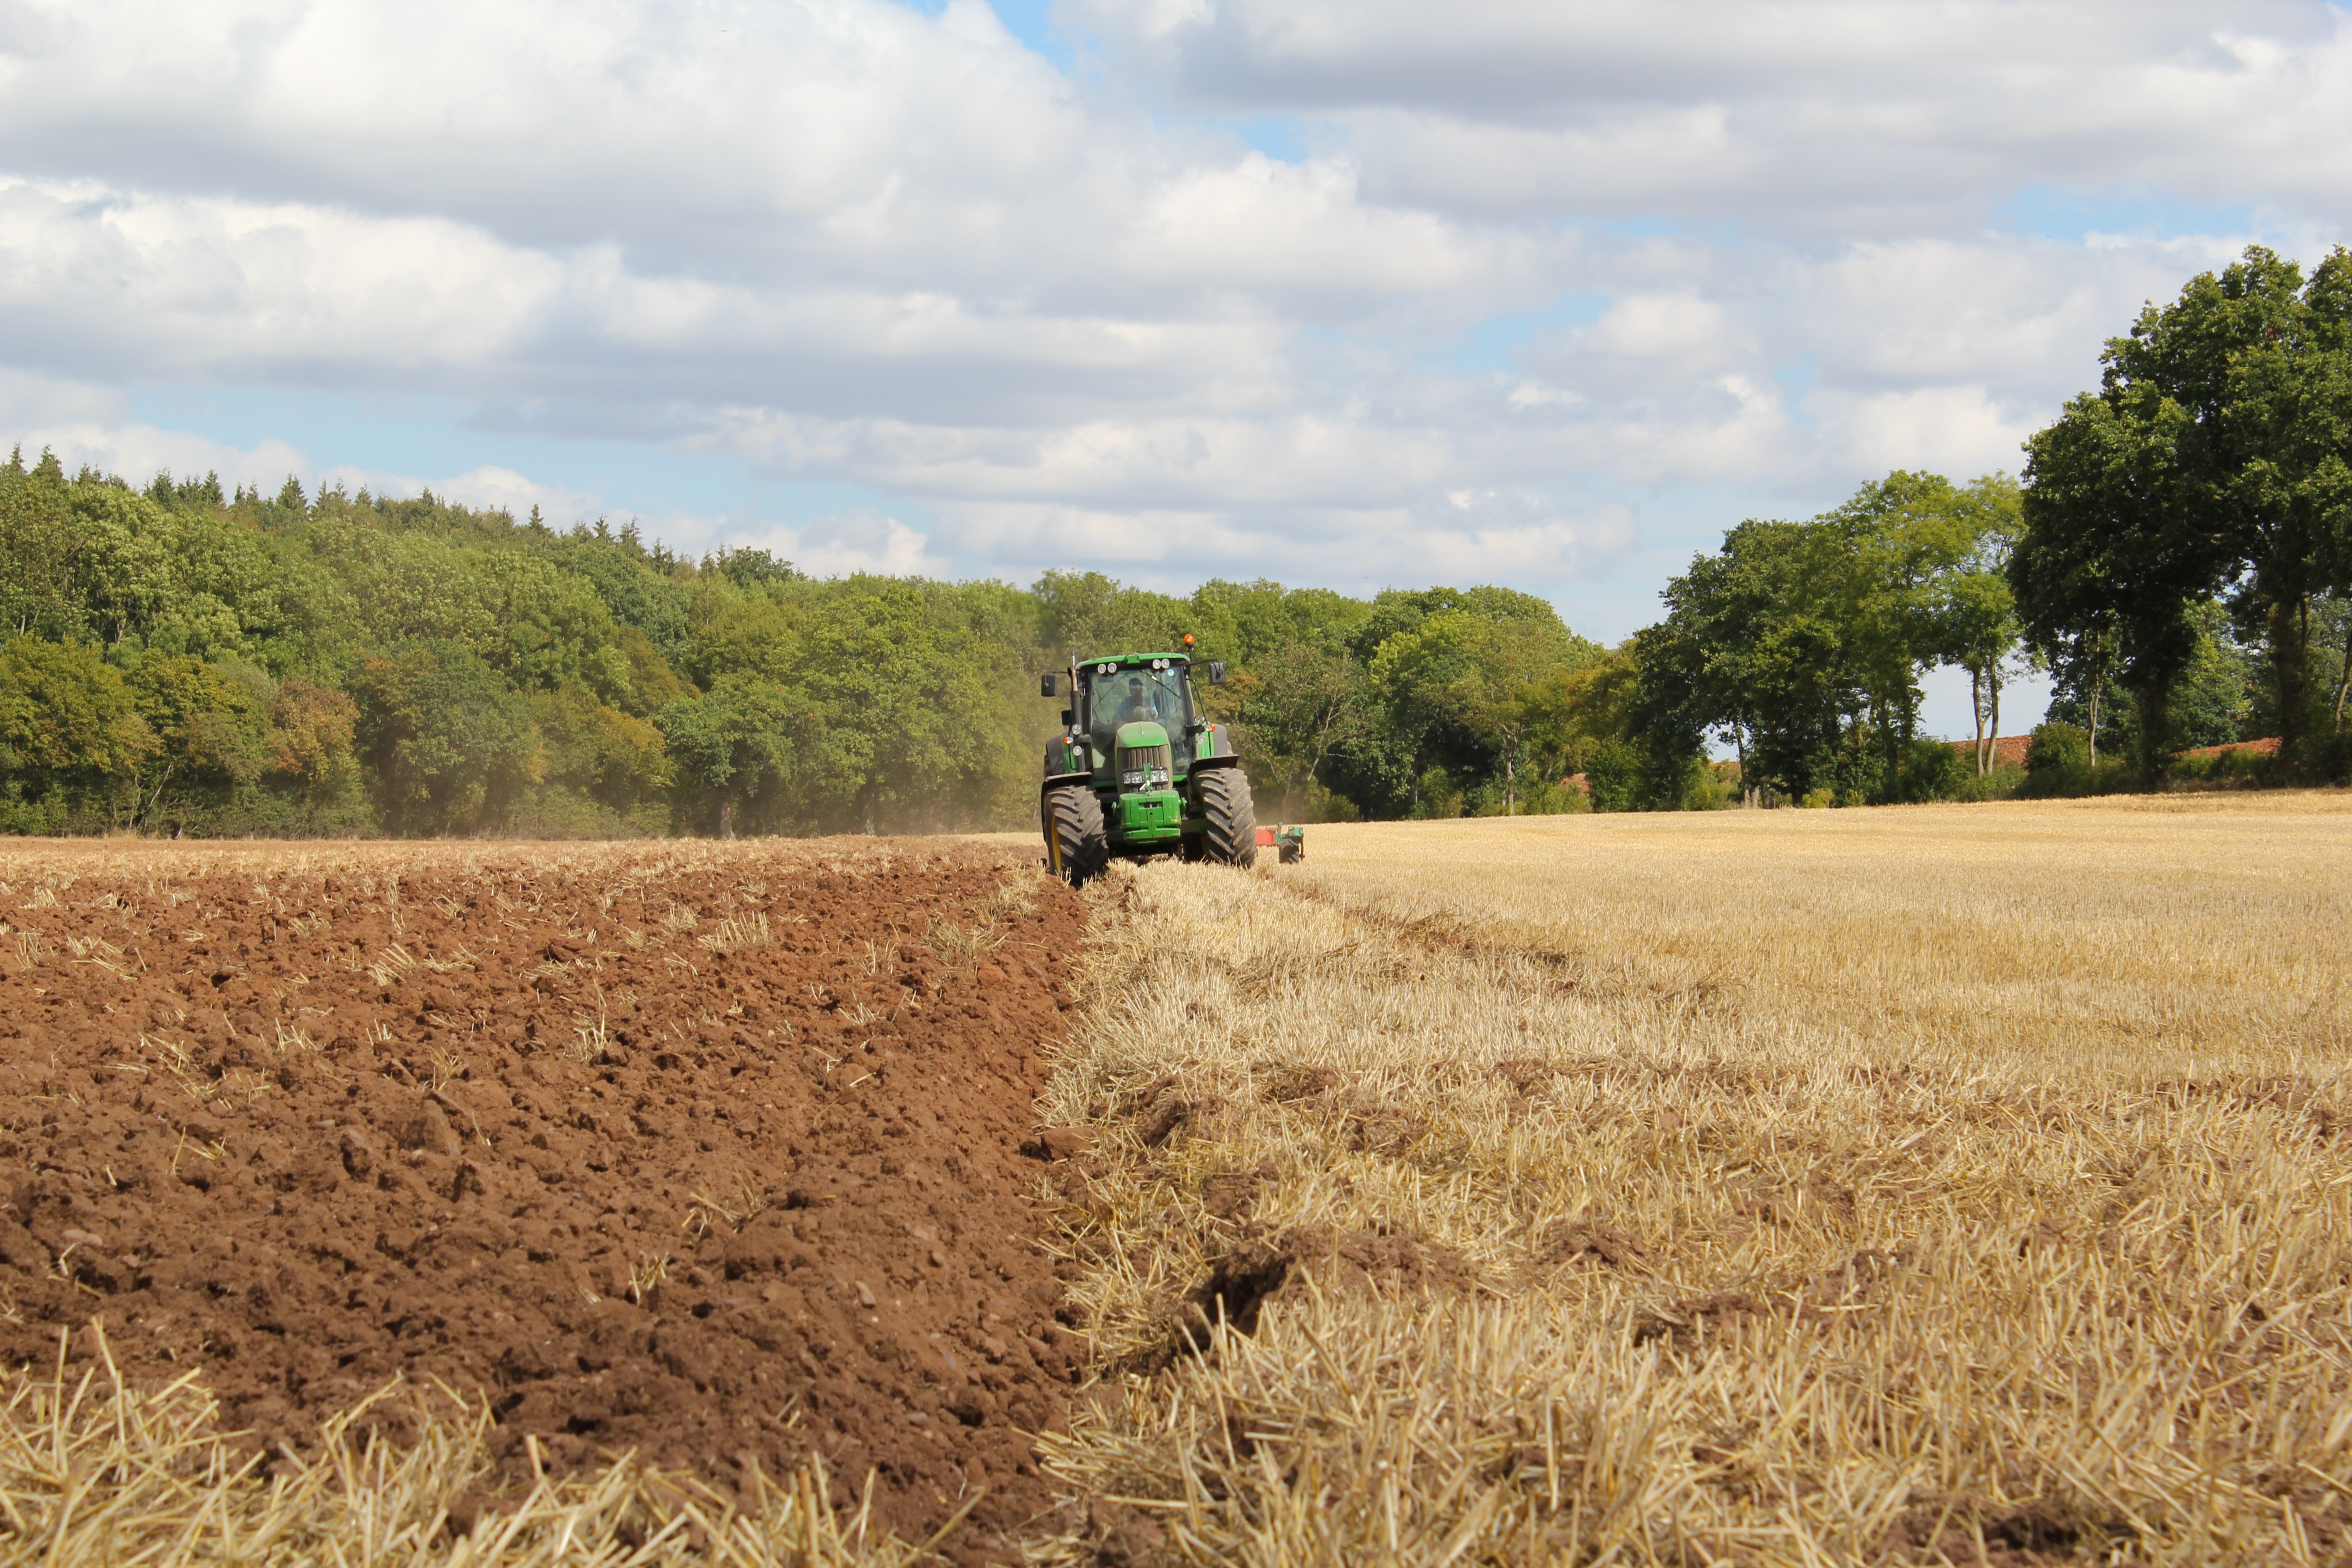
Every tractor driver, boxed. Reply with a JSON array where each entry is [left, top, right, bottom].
[[1115, 675, 1160, 726]]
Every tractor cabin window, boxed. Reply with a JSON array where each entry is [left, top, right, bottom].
[[1088, 665, 1195, 769]]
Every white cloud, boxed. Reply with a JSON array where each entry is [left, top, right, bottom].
[[1826, 386, 2038, 480], [0, 0, 1088, 270], [1083, 0, 2352, 234], [0, 176, 563, 379], [1588, 294, 1732, 362], [0, 367, 119, 434], [738, 509, 956, 579], [1794, 236, 2242, 391], [0, 371, 312, 487], [1120, 154, 1509, 296], [1, 0, 2347, 612]]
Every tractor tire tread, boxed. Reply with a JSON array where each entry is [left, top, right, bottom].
[[1198, 767, 1258, 869], [1044, 784, 1110, 887]]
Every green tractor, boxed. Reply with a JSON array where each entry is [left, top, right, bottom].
[[1038, 640, 1257, 885]]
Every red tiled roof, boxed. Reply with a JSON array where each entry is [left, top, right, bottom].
[[2178, 735, 2279, 760], [1944, 734, 2282, 766], [1947, 735, 2033, 768]]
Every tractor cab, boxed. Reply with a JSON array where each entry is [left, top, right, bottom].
[[1076, 657, 1203, 786], [1036, 642, 1254, 884]]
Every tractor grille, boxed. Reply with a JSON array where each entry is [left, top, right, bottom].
[[1119, 742, 1173, 790]]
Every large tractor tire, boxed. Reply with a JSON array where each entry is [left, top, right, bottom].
[[1197, 767, 1259, 868], [1043, 784, 1110, 887]]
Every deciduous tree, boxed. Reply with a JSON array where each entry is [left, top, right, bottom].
[[2019, 245, 2352, 772]]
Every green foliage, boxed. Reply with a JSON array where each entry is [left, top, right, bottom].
[[708, 546, 801, 595], [35, 415, 2328, 836], [1179, 582, 1377, 819], [2171, 600, 2259, 748], [2168, 741, 2286, 790], [1643, 471, 2021, 805], [1229, 637, 1376, 822], [0, 455, 297, 663], [350, 643, 543, 835], [2017, 245, 2352, 777], [2029, 721, 2086, 773], [533, 686, 673, 829], [2318, 594, 2352, 740], [1895, 734, 1970, 803], [1036, 571, 1186, 663], [123, 652, 270, 828], [1365, 594, 1601, 817], [531, 521, 694, 657], [785, 577, 1038, 834], [656, 676, 796, 837], [2018, 721, 2134, 798], [0, 637, 155, 828], [2050, 596, 2258, 761], [257, 676, 369, 832]]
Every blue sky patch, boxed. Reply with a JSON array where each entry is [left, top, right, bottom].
[[888, 0, 1070, 69], [1773, 354, 1820, 429], [1426, 294, 1612, 375], [982, 0, 1070, 69], [1994, 183, 2258, 242], [1232, 115, 1310, 163]]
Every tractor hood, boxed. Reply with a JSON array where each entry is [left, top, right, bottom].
[[1115, 720, 1170, 749], [1113, 720, 1176, 794]]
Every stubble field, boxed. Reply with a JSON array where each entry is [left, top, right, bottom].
[[1037, 793, 2352, 1566], [2, 793, 2348, 1566]]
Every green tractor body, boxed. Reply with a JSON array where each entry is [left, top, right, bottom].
[[1039, 650, 1257, 884]]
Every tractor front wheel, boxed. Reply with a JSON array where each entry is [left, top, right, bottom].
[[1043, 784, 1110, 887], [1197, 767, 1259, 868]]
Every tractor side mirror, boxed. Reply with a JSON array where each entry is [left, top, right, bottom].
[[1039, 671, 1058, 697], [1209, 661, 1227, 686]]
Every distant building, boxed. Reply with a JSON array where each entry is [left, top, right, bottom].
[[1947, 733, 2278, 768], [1947, 735, 2033, 769], [2179, 736, 2280, 760]]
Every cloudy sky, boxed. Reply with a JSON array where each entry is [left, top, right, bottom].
[[6, 0, 2351, 731]]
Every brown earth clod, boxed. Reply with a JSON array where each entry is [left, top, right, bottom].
[[1170, 1224, 1475, 1360], [0, 843, 1083, 1560], [1251, 1062, 1341, 1103], [1536, 1219, 1648, 1270]]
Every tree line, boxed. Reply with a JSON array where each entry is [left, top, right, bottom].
[[0, 449, 1648, 837]]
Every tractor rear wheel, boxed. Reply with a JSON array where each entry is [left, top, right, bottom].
[[1043, 784, 1109, 887], [1197, 767, 1258, 868]]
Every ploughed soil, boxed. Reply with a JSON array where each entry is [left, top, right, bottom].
[[0, 839, 1083, 1559]]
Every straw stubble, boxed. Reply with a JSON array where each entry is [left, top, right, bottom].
[[1034, 794, 2352, 1566]]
